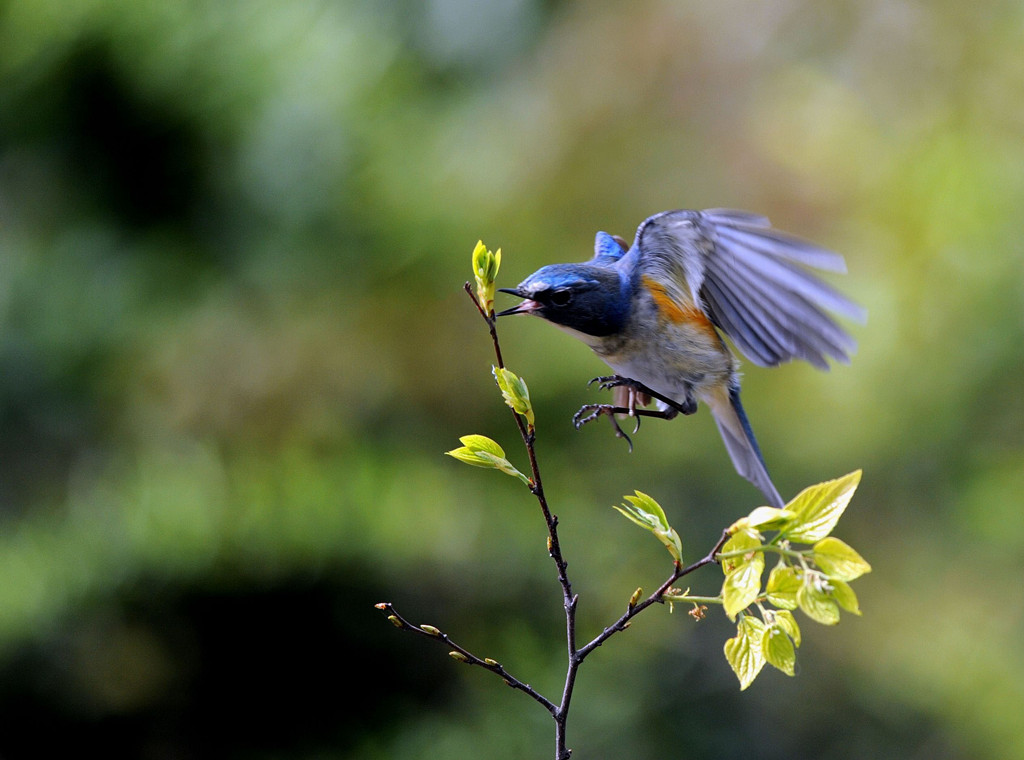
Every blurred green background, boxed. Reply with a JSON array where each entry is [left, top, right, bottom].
[[1, 0, 1023, 757]]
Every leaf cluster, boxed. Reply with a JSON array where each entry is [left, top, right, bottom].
[[616, 472, 868, 688], [681, 472, 868, 688]]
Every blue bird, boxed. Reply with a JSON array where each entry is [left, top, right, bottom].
[[496, 208, 866, 508]]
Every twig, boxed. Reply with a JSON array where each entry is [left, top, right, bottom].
[[374, 602, 558, 714], [576, 529, 731, 660], [463, 282, 574, 611]]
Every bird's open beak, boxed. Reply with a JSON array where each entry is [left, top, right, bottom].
[[495, 288, 538, 317]]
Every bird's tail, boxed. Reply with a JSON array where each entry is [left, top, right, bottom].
[[705, 382, 784, 508]]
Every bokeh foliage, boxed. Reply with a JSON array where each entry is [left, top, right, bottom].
[[1, 0, 1023, 757]]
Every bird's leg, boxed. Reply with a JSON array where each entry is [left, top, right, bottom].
[[572, 403, 636, 450], [571, 403, 679, 452], [574, 375, 699, 451], [586, 375, 697, 416], [572, 403, 678, 429]]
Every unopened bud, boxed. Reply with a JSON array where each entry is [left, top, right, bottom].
[[387, 615, 403, 628], [448, 651, 468, 663], [420, 625, 441, 636], [628, 587, 643, 609]]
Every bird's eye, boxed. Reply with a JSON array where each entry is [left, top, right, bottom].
[[549, 289, 573, 307]]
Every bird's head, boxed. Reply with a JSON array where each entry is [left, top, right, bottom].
[[496, 263, 631, 338]]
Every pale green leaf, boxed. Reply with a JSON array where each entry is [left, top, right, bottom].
[[485, 455, 531, 486], [458, 435, 506, 459], [772, 609, 801, 647], [723, 553, 765, 620], [724, 616, 767, 690], [472, 240, 501, 312], [446, 437, 530, 486], [472, 240, 488, 274], [719, 530, 762, 575], [612, 504, 656, 531], [762, 625, 797, 676], [624, 491, 671, 530], [797, 573, 841, 625], [765, 564, 801, 610], [745, 506, 795, 531], [445, 447, 497, 468], [830, 579, 862, 615], [784, 470, 862, 543], [493, 367, 535, 426], [614, 491, 682, 562], [813, 536, 872, 581], [655, 526, 684, 563]]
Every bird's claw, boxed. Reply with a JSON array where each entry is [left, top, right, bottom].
[[588, 374, 697, 416], [572, 403, 608, 429], [572, 403, 639, 452], [587, 375, 633, 392]]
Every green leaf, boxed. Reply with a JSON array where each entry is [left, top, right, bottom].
[[738, 506, 795, 533], [765, 564, 801, 610], [472, 240, 501, 312], [813, 537, 872, 581], [722, 552, 765, 620], [762, 624, 797, 676], [614, 491, 683, 562], [487, 456, 532, 485], [797, 572, 841, 625], [493, 367, 535, 427], [719, 530, 762, 575], [613, 505, 657, 532], [724, 616, 767, 690], [445, 435, 530, 486], [622, 491, 670, 529], [457, 434, 505, 459], [830, 579, 862, 615], [772, 609, 802, 647], [445, 446, 495, 468], [784, 470, 862, 543], [661, 529, 684, 563]]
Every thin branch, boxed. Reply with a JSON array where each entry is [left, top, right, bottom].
[[464, 283, 577, 760], [464, 281, 507, 369], [463, 283, 574, 611], [375, 602, 558, 715], [576, 529, 731, 660]]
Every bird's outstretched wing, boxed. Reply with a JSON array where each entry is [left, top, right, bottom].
[[627, 208, 866, 369]]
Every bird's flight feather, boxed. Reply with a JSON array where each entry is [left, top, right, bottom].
[[624, 209, 866, 370]]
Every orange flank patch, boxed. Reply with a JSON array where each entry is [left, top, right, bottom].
[[642, 275, 714, 330]]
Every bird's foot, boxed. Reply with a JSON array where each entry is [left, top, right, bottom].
[[572, 403, 639, 452], [587, 375, 638, 392], [587, 375, 650, 416], [586, 375, 697, 416]]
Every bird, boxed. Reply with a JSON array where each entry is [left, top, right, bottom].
[[495, 208, 866, 508]]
